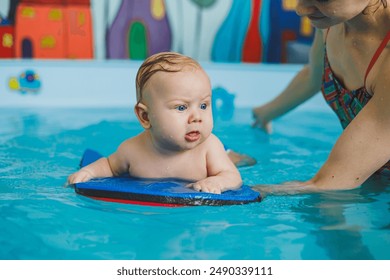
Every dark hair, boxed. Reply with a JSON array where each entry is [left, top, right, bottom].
[[135, 52, 201, 103]]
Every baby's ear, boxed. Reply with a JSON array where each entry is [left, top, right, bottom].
[[134, 103, 151, 129]]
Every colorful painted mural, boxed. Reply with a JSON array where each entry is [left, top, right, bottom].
[[107, 0, 171, 60], [14, 0, 93, 58], [0, 0, 314, 63], [265, 0, 314, 63], [242, 0, 263, 62], [0, 15, 14, 58], [211, 0, 251, 62]]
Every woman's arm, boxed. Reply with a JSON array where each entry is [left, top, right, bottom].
[[310, 60, 390, 190], [252, 28, 325, 131], [253, 59, 390, 194]]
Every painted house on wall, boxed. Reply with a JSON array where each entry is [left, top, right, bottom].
[[14, 0, 93, 58], [107, 0, 171, 60]]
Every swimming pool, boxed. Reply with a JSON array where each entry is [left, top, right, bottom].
[[1, 61, 389, 260]]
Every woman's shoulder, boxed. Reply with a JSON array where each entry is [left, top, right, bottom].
[[373, 49, 390, 91], [367, 31, 390, 94]]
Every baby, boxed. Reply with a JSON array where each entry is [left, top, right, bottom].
[[67, 52, 242, 194]]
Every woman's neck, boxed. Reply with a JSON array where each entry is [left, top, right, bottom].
[[344, 3, 389, 36]]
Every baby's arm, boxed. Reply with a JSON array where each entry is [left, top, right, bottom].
[[67, 157, 114, 184], [190, 134, 243, 194], [67, 140, 132, 185]]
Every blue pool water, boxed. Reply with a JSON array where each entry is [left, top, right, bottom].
[[1, 107, 389, 260]]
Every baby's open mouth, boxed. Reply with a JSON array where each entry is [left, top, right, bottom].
[[185, 131, 200, 142]]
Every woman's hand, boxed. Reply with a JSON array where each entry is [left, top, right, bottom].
[[252, 180, 320, 196], [252, 106, 272, 133]]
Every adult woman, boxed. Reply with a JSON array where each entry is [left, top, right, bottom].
[[252, 0, 390, 193]]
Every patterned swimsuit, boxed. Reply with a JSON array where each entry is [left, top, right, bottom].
[[321, 30, 390, 174]]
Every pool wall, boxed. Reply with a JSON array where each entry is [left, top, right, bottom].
[[0, 60, 326, 111]]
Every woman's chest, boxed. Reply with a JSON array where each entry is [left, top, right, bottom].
[[326, 32, 385, 91], [326, 45, 367, 90]]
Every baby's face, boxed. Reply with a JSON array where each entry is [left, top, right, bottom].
[[142, 68, 213, 152]]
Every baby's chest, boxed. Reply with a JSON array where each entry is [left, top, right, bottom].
[[128, 155, 208, 181]]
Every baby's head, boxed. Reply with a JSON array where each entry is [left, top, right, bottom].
[[136, 52, 203, 104], [134, 52, 213, 152]]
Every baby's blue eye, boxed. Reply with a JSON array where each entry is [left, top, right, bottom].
[[200, 103, 207, 110], [176, 105, 187, 111]]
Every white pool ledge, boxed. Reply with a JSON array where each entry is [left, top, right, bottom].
[[0, 59, 325, 111]]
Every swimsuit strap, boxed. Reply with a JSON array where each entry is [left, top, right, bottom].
[[325, 28, 330, 42], [364, 31, 390, 86]]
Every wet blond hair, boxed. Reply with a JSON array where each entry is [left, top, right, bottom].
[[135, 52, 202, 103]]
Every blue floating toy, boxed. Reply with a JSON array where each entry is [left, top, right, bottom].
[[212, 87, 235, 120]]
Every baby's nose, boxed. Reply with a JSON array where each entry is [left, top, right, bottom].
[[189, 109, 202, 123]]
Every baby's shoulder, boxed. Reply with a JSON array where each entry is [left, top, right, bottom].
[[201, 133, 225, 150], [117, 133, 145, 152]]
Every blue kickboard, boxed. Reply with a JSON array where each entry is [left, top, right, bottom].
[[73, 149, 261, 206]]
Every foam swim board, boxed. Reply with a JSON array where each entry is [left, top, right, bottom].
[[73, 149, 262, 207]]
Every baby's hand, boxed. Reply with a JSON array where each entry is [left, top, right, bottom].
[[67, 169, 94, 185], [187, 177, 224, 194]]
